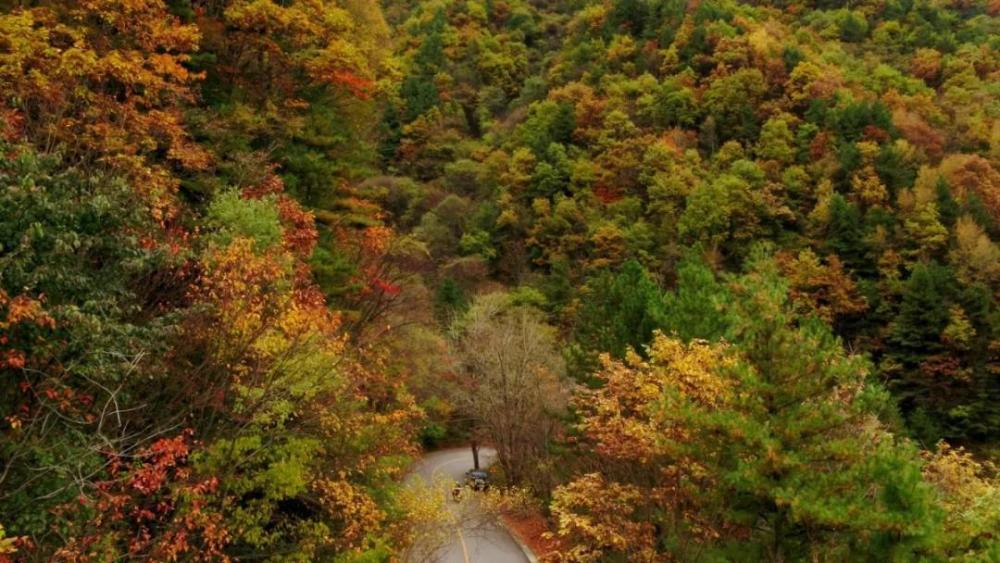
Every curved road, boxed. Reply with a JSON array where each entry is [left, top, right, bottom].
[[409, 447, 530, 563]]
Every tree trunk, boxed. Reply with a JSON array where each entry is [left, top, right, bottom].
[[472, 440, 480, 470], [770, 508, 786, 563]]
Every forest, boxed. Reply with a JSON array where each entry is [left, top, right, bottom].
[[0, 0, 998, 561]]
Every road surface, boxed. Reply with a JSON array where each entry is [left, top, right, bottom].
[[408, 447, 531, 563]]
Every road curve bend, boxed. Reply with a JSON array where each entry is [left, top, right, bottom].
[[407, 447, 531, 563]]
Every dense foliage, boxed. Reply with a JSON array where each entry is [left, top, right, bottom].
[[0, 1, 423, 560], [2, 0, 998, 561]]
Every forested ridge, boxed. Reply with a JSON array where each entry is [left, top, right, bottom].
[[0, 0, 998, 561]]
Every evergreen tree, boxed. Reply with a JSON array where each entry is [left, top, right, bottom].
[[553, 254, 942, 561], [709, 255, 941, 561], [662, 252, 733, 342], [434, 278, 468, 323], [934, 178, 960, 228], [608, 0, 649, 37], [825, 194, 869, 273], [889, 262, 955, 367], [401, 9, 447, 121], [570, 260, 666, 378]]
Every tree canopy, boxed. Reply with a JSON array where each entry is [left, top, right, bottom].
[[2, 0, 999, 560]]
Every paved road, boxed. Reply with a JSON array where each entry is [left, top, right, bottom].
[[408, 447, 531, 563]]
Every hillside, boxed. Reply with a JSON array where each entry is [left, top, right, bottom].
[[1, 0, 998, 560]]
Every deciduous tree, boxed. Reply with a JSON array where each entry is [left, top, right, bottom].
[[449, 293, 568, 485]]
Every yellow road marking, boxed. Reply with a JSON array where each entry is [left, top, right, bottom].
[[457, 527, 471, 563]]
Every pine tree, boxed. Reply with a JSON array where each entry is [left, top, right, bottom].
[[935, 178, 960, 228], [434, 278, 468, 323], [572, 260, 666, 363], [889, 262, 954, 367], [662, 252, 733, 341], [825, 193, 870, 273], [706, 255, 941, 560], [554, 253, 942, 561]]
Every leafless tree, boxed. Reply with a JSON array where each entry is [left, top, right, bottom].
[[449, 293, 568, 485]]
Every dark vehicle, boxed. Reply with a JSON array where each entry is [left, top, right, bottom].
[[464, 469, 489, 491]]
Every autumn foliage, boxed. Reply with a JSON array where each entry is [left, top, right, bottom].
[[3, 0, 1000, 560], [1, 1, 422, 560]]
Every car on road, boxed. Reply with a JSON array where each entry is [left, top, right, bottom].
[[464, 469, 489, 491]]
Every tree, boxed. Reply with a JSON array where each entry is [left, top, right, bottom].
[[0, 1, 207, 173], [838, 10, 868, 42], [881, 262, 997, 441], [756, 116, 796, 164], [888, 262, 955, 369], [316, 224, 425, 344], [0, 141, 423, 559], [0, 146, 171, 543], [570, 261, 666, 375], [518, 100, 576, 157], [938, 155, 1000, 227], [848, 143, 890, 209], [193, 0, 382, 210], [922, 443, 1000, 560], [701, 68, 767, 142], [550, 473, 657, 562], [661, 251, 733, 342], [434, 278, 468, 324], [822, 194, 869, 273], [776, 249, 868, 325], [400, 8, 446, 121], [678, 174, 742, 250], [898, 188, 949, 264], [170, 183, 422, 559], [608, 0, 649, 36], [950, 216, 1000, 287], [449, 293, 568, 485], [553, 255, 942, 561], [679, 167, 770, 259]]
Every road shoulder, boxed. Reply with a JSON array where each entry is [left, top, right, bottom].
[[500, 517, 539, 563]]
